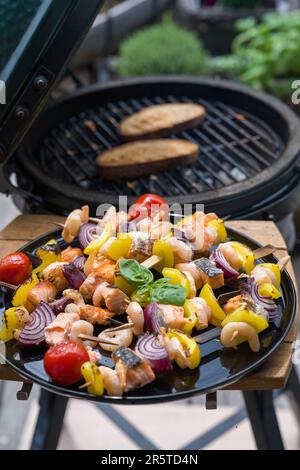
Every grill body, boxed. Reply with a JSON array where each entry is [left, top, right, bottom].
[[14, 77, 300, 219]]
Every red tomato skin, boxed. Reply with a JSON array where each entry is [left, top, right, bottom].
[[0, 252, 32, 285], [44, 340, 89, 386], [129, 194, 169, 220]]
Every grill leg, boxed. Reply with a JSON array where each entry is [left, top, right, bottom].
[[31, 388, 68, 450], [243, 390, 284, 450]]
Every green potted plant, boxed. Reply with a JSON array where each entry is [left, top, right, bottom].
[[117, 16, 209, 77], [209, 11, 300, 107], [174, 0, 278, 55]]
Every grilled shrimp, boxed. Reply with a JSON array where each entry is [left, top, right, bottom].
[[204, 213, 218, 225], [61, 247, 83, 263], [192, 226, 217, 253], [62, 206, 89, 243], [98, 326, 133, 352], [126, 302, 144, 335], [251, 266, 277, 287], [99, 366, 123, 396], [221, 321, 260, 352], [93, 283, 130, 313], [175, 262, 203, 289], [14, 306, 30, 328], [43, 262, 68, 291], [167, 237, 193, 264], [45, 312, 79, 346], [190, 297, 211, 329], [218, 243, 241, 271], [27, 281, 57, 307], [86, 346, 101, 364], [79, 305, 113, 325], [79, 273, 104, 301], [159, 328, 188, 369], [69, 320, 94, 344], [92, 255, 116, 284], [63, 289, 85, 305], [158, 304, 185, 330]]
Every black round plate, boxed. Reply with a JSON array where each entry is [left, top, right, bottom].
[[0, 227, 296, 404]]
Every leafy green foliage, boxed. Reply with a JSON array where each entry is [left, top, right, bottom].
[[118, 16, 209, 77], [220, 0, 259, 8], [209, 12, 300, 97], [119, 259, 153, 287]]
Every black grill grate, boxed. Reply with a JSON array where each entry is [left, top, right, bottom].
[[37, 95, 284, 197]]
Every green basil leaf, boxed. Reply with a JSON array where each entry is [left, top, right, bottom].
[[150, 280, 186, 306], [119, 259, 153, 287], [131, 285, 151, 308]]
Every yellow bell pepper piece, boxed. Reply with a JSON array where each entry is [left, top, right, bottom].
[[258, 282, 281, 299], [221, 306, 268, 333], [162, 268, 190, 297], [115, 274, 135, 296], [12, 272, 39, 310], [81, 361, 104, 397], [227, 241, 254, 274], [208, 218, 227, 243], [84, 223, 112, 255], [200, 283, 226, 327], [182, 300, 198, 335], [256, 263, 281, 288], [152, 240, 174, 272], [167, 330, 201, 369], [0, 307, 21, 342], [106, 234, 132, 261], [34, 239, 62, 277]]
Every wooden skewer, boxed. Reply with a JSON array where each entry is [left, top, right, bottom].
[[89, 217, 101, 224], [79, 382, 92, 390], [109, 318, 124, 326], [141, 255, 162, 269], [277, 255, 290, 271], [105, 322, 134, 333], [50, 222, 65, 229], [253, 244, 277, 259], [78, 333, 118, 345], [0, 281, 17, 291]]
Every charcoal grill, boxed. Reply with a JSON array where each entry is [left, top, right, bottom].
[[1, 1, 300, 235], [12, 77, 300, 225]]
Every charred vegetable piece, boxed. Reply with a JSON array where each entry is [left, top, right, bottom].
[[0, 306, 29, 342], [112, 347, 142, 368], [34, 239, 61, 276], [12, 273, 39, 311], [48, 297, 73, 314], [193, 258, 224, 289], [62, 264, 85, 290], [84, 222, 112, 255], [200, 284, 226, 327], [81, 361, 104, 396], [18, 301, 55, 349]]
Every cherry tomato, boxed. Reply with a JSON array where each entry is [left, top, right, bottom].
[[0, 252, 32, 286], [44, 340, 89, 386], [129, 194, 169, 221]]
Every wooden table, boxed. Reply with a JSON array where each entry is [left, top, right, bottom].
[[0, 215, 299, 449]]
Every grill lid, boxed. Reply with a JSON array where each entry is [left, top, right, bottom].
[[0, 0, 104, 175]]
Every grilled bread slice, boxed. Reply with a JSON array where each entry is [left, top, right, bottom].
[[96, 139, 199, 180], [118, 103, 206, 141]]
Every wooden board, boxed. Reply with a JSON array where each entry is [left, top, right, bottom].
[[0, 216, 298, 389]]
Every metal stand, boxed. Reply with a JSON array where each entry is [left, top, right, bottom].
[[31, 388, 68, 450], [243, 390, 284, 450]]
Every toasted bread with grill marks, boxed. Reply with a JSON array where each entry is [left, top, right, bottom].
[[118, 103, 206, 141], [96, 139, 199, 180]]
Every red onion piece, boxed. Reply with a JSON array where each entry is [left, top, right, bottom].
[[135, 333, 172, 374], [78, 223, 97, 249], [48, 297, 73, 315], [18, 301, 55, 349], [72, 256, 86, 272], [62, 264, 85, 290], [144, 301, 167, 333], [210, 249, 239, 279], [243, 277, 278, 321]]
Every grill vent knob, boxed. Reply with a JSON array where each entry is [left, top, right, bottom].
[[15, 105, 29, 121]]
